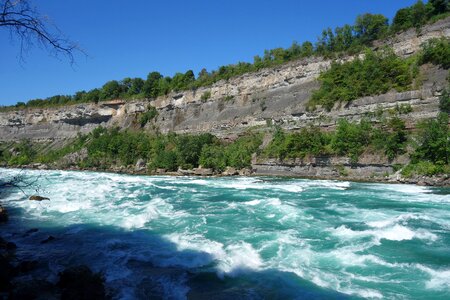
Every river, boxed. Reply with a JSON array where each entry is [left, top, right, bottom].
[[1, 168, 449, 299]]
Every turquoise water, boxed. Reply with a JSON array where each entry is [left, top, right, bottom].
[[1, 168, 450, 299]]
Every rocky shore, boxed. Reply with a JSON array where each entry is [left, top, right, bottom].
[[0, 206, 108, 300], [5, 160, 449, 187]]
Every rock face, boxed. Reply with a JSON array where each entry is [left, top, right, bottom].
[[0, 17, 449, 142]]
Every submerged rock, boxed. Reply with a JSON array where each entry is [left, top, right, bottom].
[[40, 236, 56, 244], [29, 195, 50, 201], [0, 205, 8, 223]]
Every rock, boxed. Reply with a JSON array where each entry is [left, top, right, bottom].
[[155, 168, 166, 174], [29, 195, 50, 201], [0, 254, 14, 292], [40, 236, 55, 244], [9, 279, 57, 300], [222, 167, 238, 176], [16, 260, 39, 273], [6, 242, 16, 251], [23, 228, 39, 237], [58, 265, 106, 300], [238, 168, 252, 176], [135, 158, 146, 171], [0, 205, 8, 223], [178, 168, 195, 175], [193, 167, 213, 176]]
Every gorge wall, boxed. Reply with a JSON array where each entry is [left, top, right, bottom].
[[0, 18, 449, 183]]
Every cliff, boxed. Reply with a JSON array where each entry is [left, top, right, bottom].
[[0, 18, 449, 184]]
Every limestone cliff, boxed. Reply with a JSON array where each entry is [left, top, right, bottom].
[[0, 18, 449, 184], [1, 17, 449, 142]]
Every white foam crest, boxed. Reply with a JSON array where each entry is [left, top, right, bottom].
[[416, 265, 450, 290], [332, 224, 437, 243], [244, 199, 261, 206], [378, 184, 431, 194], [164, 233, 225, 268], [217, 242, 263, 277]]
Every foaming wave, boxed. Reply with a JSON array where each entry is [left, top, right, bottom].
[[217, 242, 263, 278], [332, 224, 437, 243], [416, 265, 450, 290]]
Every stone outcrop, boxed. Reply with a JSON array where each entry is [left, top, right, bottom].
[[0, 17, 449, 142]]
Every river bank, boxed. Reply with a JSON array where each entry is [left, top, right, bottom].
[[1, 168, 449, 299], [3, 161, 449, 187]]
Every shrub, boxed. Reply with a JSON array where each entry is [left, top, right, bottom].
[[309, 49, 414, 110], [138, 106, 158, 127], [419, 38, 450, 69], [200, 91, 211, 102]]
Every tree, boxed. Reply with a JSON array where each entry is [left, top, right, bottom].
[[0, 0, 82, 63], [429, 0, 449, 14], [354, 13, 388, 44]]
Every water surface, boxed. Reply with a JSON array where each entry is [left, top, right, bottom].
[[1, 168, 450, 299]]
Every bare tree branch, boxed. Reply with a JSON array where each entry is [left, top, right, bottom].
[[0, 169, 44, 197], [0, 0, 84, 64]]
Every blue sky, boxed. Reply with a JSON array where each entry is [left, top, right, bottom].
[[0, 0, 419, 106]]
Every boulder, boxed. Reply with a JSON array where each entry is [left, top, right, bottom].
[[135, 158, 147, 172], [178, 168, 195, 175], [0, 205, 8, 223], [238, 168, 252, 176], [193, 167, 213, 176], [29, 195, 50, 201], [155, 168, 167, 174], [222, 167, 238, 176]]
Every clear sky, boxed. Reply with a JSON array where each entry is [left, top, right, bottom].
[[0, 0, 419, 106]]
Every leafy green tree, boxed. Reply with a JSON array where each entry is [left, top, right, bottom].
[[420, 37, 450, 69], [331, 119, 372, 163], [413, 112, 449, 164], [100, 80, 121, 100], [439, 87, 450, 113], [143, 71, 163, 98], [199, 144, 227, 171], [354, 13, 388, 44], [429, 0, 449, 14]]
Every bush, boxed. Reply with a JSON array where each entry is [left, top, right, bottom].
[[401, 161, 449, 177], [331, 119, 372, 163], [309, 49, 414, 110], [263, 126, 331, 159], [200, 91, 211, 102], [138, 106, 158, 127], [412, 112, 449, 164], [439, 87, 450, 113], [419, 37, 450, 69]]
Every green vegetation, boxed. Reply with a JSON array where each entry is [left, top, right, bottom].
[[200, 91, 211, 102], [419, 37, 450, 68], [308, 36, 450, 111], [138, 106, 158, 127], [199, 134, 263, 171], [402, 116, 450, 177], [264, 116, 409, 164], [391, 0, 449, 33], [308, 49, 416, 110], [263, 126, 331, 160], [2, 1, 448, 112], [440, 86, 450, 113], [1, 128, 263, 172]]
